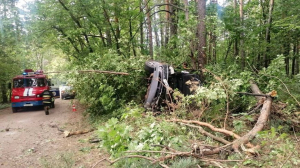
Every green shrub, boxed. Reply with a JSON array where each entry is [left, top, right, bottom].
[[72, 52, 148, 119]]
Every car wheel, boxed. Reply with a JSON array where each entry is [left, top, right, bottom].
[[145, 60, 161, 73], [12, 107, 17, 113]]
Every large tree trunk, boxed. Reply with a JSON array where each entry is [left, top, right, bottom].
[[197, 0, 207, 70]]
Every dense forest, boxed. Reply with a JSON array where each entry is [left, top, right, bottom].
[[1, 0, 299, 167]]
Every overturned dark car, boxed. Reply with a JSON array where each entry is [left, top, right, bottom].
[[144, 60, 201, 111]]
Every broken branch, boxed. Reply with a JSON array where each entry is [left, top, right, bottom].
[[45, 70, 129, 75], [78, 70, 129, 75], [64, 129, 94, 137], [232, 82, 273, 152], [237, 92, 273, 97], [181, 123, 230, 145]]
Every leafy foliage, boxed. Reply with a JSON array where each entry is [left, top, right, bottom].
[[73, 54, 147, 119]]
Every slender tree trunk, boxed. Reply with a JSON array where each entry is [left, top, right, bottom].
[[233, 0, 239, 58], [292, 42, 296, 76], [145, 0, 153, 58], [239, 0, 245, 68], [213, 33, 217, 64], [183, 0, 189, 21], [1, 84, 8, 103], [264, 0, 274, 68], [208, 32, 212, 63], [103, 7, 121, 54], [106, 29, 112, 47], [197, 0, 207, 70], [170, 0, 178, 41], [160, 12, 165, 48], [140, 0, 144, 53], [58, 0, 93, 53], [284, 42, 290, 76], [165, 0, 170, 46], [154, 26, 160, 47], [129, 18, 136, 57], [296, 40, 299, 74]]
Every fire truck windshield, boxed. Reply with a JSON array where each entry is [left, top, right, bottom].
[[13, 78, 46, 88]]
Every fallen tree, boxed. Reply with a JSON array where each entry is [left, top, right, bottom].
[[232, 82, 273, 152], [95, 81, 275, 166]]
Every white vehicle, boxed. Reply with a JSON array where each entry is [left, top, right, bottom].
[[59, 85, 75, 99]]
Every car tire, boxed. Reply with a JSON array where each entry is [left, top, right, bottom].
[[12, 107, 17, 113], [145, 60, 161, 73]]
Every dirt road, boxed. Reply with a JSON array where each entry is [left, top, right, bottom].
[[0, 99, 107, 168]]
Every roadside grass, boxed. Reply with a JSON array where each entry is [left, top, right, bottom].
[[96, 110, 300, 167], [0, 103, 10, 110], [40, 152, 75, 168]]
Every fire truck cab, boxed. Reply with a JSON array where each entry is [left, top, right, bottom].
[[10, 69, 55, 112]]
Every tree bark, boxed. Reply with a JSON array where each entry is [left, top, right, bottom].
[[165, 0, 170, 46], [183, 0, 189, 21], [145, 0, 153, 58], [169, 0, 178, 41], [197, 0, 207, 70], [284, 42, 290, 76], [296, 40, 299, 74], [292, 42, 297, 76], [263, 0, 274, 68], [233, 0, 239, 58], [140, 0, 144, 52], [239, 0, 245, 68]]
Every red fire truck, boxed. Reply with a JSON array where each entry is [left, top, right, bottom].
[[10, 69, 55, 112]]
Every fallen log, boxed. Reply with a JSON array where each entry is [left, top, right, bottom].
[[232, 82, 273, 152]]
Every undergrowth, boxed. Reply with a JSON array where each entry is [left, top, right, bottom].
[[90, 55, 299, 167], [0, 103, 10, 110]]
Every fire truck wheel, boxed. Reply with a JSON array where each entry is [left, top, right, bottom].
[[12, 107, 17, 113]]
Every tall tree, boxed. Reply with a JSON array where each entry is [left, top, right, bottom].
[[145, 0, 153, 58], [263, 0, 274, 68], [197, 0, 207, 70], [239, 0, 245, 68]]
